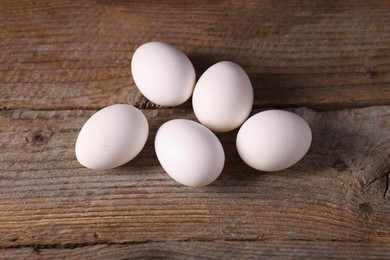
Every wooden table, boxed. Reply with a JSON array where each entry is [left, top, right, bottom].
[[1, 1, 389, 259]]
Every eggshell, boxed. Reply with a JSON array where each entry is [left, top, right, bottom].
[[75, 104, 149, 169], [155, 119, 225, 187], [131, 41, 196, 106], [236, 110, 312, 171], [192, 61, 253, 132]]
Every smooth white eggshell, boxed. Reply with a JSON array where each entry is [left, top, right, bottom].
[[75, 104, 149, 169], [236, 110, 312, 171], [192, 61, 253, 132], [131, 41, 196, 106], [155, 119, 225, 187]]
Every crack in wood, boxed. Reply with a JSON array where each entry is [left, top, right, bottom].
[[0, 236, 372, 252], [0, 240, 150, 251], [2, 103, 389, 113], [384, 171, 389, 199], [0, 237, 374, 251], [367, 169, 390, 200]]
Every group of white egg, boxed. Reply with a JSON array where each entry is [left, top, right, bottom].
[[75, 42, 312, 187]]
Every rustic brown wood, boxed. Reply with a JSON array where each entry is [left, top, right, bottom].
[[1, 241, 390, 259], [1, 0, 390, 258], [0, 0, 390, 110], [0, 107, 389, 250]]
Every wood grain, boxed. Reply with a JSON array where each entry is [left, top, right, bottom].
[[0, 0, 390, 110], [1, 0, 390, 258], [2, 241, 390, 259], [0, 106, 389, 248]]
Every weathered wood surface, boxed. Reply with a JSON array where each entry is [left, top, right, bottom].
[[0, 107, 389, 249], [1, 241, 390, 259], [1, 0, 390, 258], [0, 0, 389, 110]]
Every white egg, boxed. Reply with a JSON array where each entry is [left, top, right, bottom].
[[155, 119, 225, 187], [75, 104, 149, 169], [131, 42, 196, 106], [192, 61, 253, 132], [236, 110, 312, 171]]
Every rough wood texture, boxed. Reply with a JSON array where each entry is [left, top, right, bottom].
[[1, 0, 390, 258], [2, 241, 390, 259], [0, 0, 389, 110], [0, 107, 389, 248]]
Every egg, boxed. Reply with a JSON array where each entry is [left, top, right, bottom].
[[75, 104, 149, 169], [236, 110, 312, 171], [155, 119, 225, 187], [131, 42, 196, 106], [192, 61, 253, 132]]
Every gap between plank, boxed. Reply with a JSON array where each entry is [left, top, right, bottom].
[[0, 237, 370, 252], [1, 103, 390, 113]]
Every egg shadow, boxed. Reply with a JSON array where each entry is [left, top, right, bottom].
[[209, 106, 385, 190], [213, 130, 262, 182], [121, 48, 384, 190], [280, 107, 385, 181], [119, 122, 160, 171], [188, 53, 239, 81]]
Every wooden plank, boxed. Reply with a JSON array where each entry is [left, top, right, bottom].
[[1, 0, 390, 110], [1, 241, 390, 259], [0, 106, 389, 247]]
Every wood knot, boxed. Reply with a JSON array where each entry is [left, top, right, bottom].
[[332, 158, 348, 172], [26, 127, 54, 146], [368, 69, 378, 78], [10, 237, 18, 242], [359, 203, 372, 214], [93, 232, 100, 239]]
